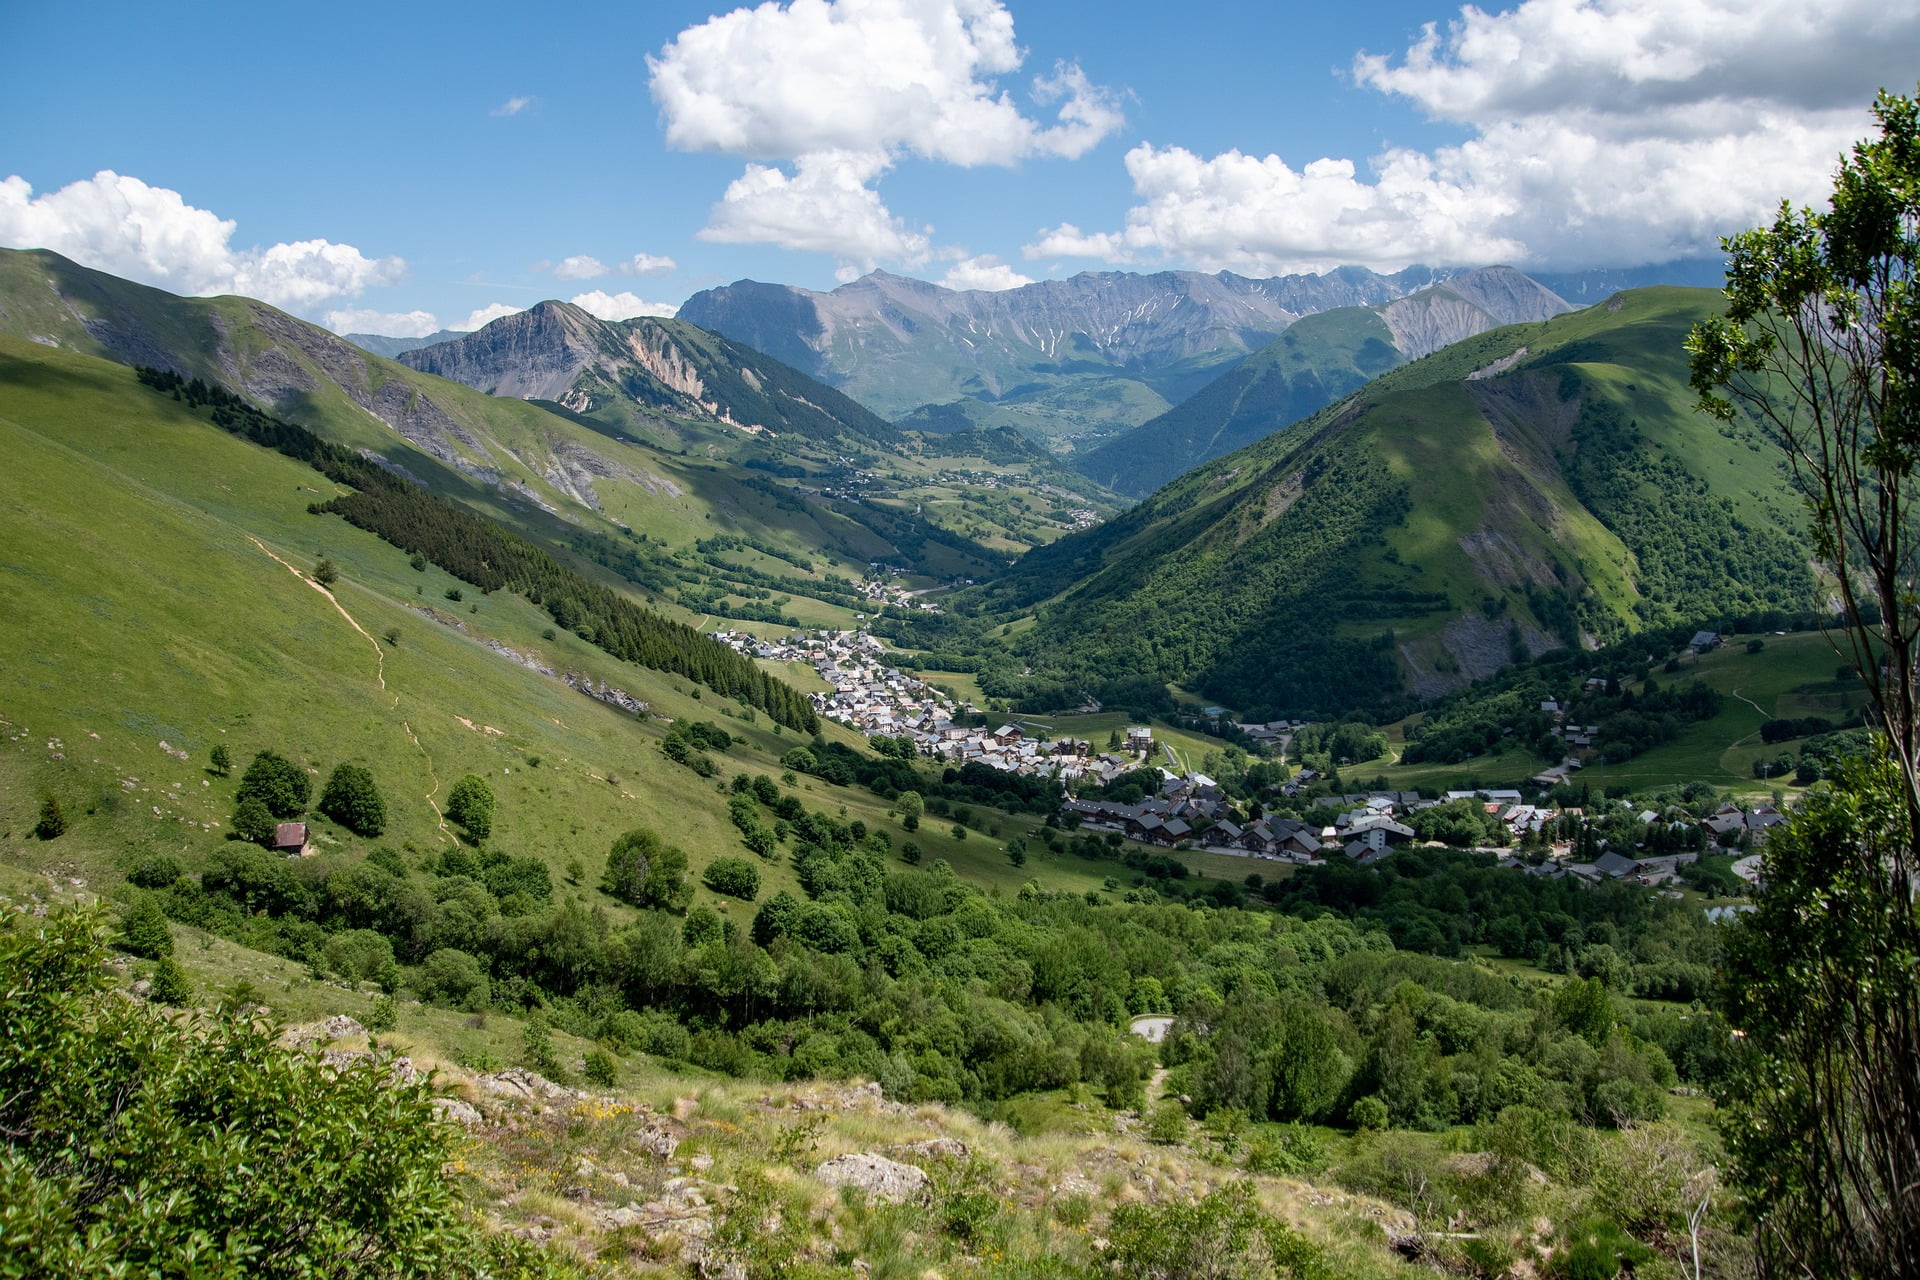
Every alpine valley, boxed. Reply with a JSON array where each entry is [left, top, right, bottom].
[[0, 241, 1835, 1279]]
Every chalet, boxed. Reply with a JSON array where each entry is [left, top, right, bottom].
[[1690, 631, 1723, 653], [1594, 849, 1641, 878], [273, 822, 312, 857]]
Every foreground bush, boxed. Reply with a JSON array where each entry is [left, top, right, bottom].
[[0, 901, 577, 1278]]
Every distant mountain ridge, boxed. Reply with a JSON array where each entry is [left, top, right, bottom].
[[344, 328, 469, 358], [1074, 267, 1572, 496], [401, 302, 899, 447], [678, 265, 1479, 444]]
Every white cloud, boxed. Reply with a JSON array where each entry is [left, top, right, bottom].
[[650, 0, 1119, 268], [324, 307, 441, 338], [0, 171, 404, 309], [491, 96, 534, 117], [649, 0, 1118, 166], [552, 254, 607, 280], [939, 254, 1033, 291], [620, 252, 677, 275], [568, 290, 678, 321], [461, 302, 526, 330], [698, 150, 930, 280], [1028, 0, 1903, 273]]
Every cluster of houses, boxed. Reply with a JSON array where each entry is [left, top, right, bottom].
[[710, 628, 1166, 782], [1061, 773, 1788, 892]]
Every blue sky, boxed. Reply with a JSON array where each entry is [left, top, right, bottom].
[[4, 0, 1913, 335]]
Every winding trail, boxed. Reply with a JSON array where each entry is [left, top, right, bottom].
[[249, 534, 450, 843], [1730, 688, 1772, 719], [248, 536, 386, 693]]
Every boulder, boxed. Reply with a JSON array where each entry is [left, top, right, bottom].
[[813, 1153, 930, 1204]]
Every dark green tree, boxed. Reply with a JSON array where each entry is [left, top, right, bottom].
[[230, 796, 278, 846], [444, 773, 494, 841], [313, 557, 338, 587], [148, 955, 192, 1006], [601, 827, 690, 911], [1690, 87, 1920, 1278], [209, 743, 231, 776], [118, 894, 172, 960], [319, 762, 387, 837], [702, 856, 761, 900], [236, 750, 310, 819], [32, 792, 65, 841]]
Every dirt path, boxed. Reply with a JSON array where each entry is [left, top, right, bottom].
[[248, 536, 386, 693], [249, 535, 450, 843], [1730, 689, 1772, 719], [402, 719, 451, 844]]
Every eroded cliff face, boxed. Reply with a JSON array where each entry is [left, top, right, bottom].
[[400, 303, 602, 401]]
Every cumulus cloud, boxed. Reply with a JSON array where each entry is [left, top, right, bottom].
[[552, 254, 607, 280], [491, 96, 534, 117], [1027, 0, 1907, 273], [0, 171, 405, 309], [651, 0, 1119, 268], [324, 307, 441, 338], [461, 302, 526, 330], [568, 289, 678, 321], [621, 252, 677, 275], [939, 254, 1033, 291], [698, 150, 930, 280]]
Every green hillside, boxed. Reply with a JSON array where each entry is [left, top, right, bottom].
[[0, 248, 1119, 618], [972, 288, 1817, 718], [0, 336, 1126, 895], [1074, 269, 1571, 498]]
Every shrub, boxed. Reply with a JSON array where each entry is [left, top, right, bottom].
[[127, 855, 182, 889], [323, 929, 396, 984], [445, 774, 494, 841], [209, 743, 231, 776], [0, 901, 579, 1278], [148, 955, 192, 1006], [582, 1049, 617, 1089], [1108, 1181, 1323, 1280], [118, 894, 172, 960], [702, 857, 761, 901], [365, 995, 398, 1032], [318, 762, 386, 837], [229, 797, 278, 846]]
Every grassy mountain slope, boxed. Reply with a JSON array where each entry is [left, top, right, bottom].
[[0, 248, 1070, 610], [1075, 269, 1571, 497], [975, 288, 1816, 717], [0, 335, 1120, 899]]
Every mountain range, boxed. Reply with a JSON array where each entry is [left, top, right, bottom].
[[1072, 267, 1572, 496], [677, 264, 1476, 444]]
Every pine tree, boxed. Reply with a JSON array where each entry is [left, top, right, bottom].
[[33, 792, 65, 840], [149, 955, 192, 1005]]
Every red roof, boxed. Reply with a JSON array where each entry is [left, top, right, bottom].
[[273, 822, 308, 848]]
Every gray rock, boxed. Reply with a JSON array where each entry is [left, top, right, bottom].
[[432, 1097, 483, 1126], [813, 1153, 931, 1204]]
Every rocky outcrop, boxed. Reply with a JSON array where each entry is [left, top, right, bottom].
[[812, 1153, 931, 1203]]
